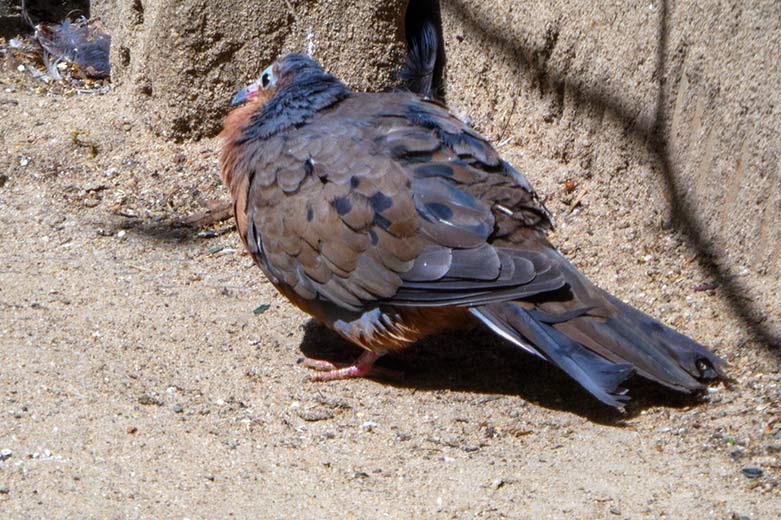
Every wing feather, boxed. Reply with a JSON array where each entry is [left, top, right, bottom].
[[241, 92, 558, 311]]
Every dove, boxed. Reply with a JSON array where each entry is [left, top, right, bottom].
[[220, 54, 724, 407]]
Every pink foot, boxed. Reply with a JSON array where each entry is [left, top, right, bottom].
[[301, 351, 402, 381]]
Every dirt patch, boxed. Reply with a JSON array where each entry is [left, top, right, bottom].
[[1, 29, 779, 520]]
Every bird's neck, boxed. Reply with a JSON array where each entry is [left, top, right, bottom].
[[219, 74, 350, 198], [241, 76, 351, 142]]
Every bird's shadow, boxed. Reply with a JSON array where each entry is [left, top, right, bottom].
[[299, 320, 708, 426], [90, 212, 224, 245]]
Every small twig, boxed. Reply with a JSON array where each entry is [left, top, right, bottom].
[[173, 199, 233, 228], [692, 281, 719, 292], [496, 97, 518, 143], [305, 27, 315, 57], [283, 0, 299, 23], [567, 185, 590, 214]]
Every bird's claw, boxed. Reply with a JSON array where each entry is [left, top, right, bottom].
[[301, 351, 403, 381]]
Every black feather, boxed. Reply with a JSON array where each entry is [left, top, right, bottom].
[[401, 0, 445, 98], [241, 55, 351, 142], [472, 304, 634, 407]]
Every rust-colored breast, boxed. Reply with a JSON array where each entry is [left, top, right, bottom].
[[219, 91, 273, 242]]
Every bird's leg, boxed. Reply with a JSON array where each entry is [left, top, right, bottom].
[[302, 350, 402, 381]]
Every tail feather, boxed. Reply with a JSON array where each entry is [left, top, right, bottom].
[[554, 309, 708, 392], [400, 0, 445, 98], [470, 247, 725, 407], [400, 20, 439, 98], [472, 305, 634, 407], [603, 293, 726, 380]]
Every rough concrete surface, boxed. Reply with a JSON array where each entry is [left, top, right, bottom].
[[101, 0, 407, 139], [1, 1, 779, 518], [439, 0, 780, 334]]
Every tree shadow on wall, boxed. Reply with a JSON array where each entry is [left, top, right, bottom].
[[439, 0, 779, 359]]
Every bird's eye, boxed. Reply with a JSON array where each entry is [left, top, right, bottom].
[[258, 65, 276, 91]]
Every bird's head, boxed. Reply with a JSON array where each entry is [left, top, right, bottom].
[[230, 54, 330, 106], [221, 54, 350, 190], [225, 54, 350, 144], [231, 63, 278, 106]]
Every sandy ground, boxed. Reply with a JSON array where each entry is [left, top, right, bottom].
[[1, 61, 779, 519]]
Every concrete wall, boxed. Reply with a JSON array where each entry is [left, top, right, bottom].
[[438, 0, 780, 284], [95, 0, 407, 139]]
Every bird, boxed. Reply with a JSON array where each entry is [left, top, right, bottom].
[[220, 54, 725, 407]]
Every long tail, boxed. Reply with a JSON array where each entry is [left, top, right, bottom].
[[471, 251, 726, 407], [400, 0, 445, 98]]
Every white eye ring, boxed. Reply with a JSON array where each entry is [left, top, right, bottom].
[[259, 65, 276, 90]]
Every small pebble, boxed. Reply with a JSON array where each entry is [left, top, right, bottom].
[[173, 404, 184, 414], [0, 449, 12, 461], [116, 230, 127, 240], [361, 421, 378, 432], [138, 394, 162, 406], [609, 507, 621, 515], [298, 408, 334, 422], [741, 467, 763, 479]]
